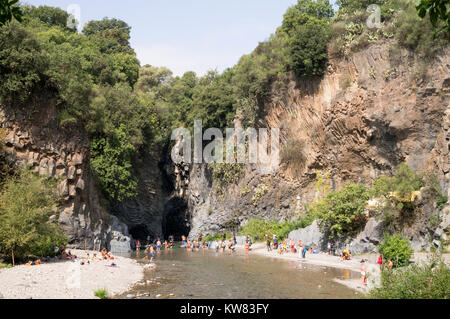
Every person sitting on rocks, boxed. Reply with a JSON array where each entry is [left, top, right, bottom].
[[341, 250, 351, 260]]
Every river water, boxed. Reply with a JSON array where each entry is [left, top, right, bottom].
[[117, 247, 359, 299]]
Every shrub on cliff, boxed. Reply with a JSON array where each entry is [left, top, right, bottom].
[[395, 1, 449, 58], [280, 139, 307, 176], [310, 183, 370, 239], [282, 0, 333, 77], [0, 169, 67, 265], [90, 125, 138, 203], [378, 233, 414, 268], [368, 254, 450, 299], [240, 216, 315, 241]]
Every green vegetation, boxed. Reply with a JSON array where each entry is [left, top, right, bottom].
[[203, 233, 231, 242], [0, 262, 12, 268], [425, 174, 448, 210], [209, 162, 244, 192], [240, 215, 315, 241], [94, 288, 108, 299], [416, 0, 450, 33], [378, 233, 414, 267], [0, 7, 158, 203], [368, 254, 450, 298], [311, 183, 370, 239], [252, 184, 269, 205], [395, 2, 449, 58], [0, 0, 22, 27], [282, 0, 333, 76], [0, 169, 67, 265], [369, 163, 445, 232]]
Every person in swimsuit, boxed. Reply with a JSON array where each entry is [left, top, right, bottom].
[[149, 245, 155, 262], [156, 239, 161, 252], [164, 240, 168, 249], [360, 260, 367, 285], [221, 240, 226, 252]]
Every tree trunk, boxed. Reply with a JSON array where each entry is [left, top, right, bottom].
[[11, 248, 14, 267]]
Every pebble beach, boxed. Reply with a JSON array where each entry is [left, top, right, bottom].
[[0, 250, 144, 299]]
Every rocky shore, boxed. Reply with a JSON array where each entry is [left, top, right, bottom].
[[0, 250, 143, 299]]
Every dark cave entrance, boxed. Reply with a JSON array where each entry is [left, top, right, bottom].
[[128, 224, 151, 241], [162, 197, 190, 241]]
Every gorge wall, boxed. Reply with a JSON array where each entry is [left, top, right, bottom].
[[0, 97, 132, 252], [183, 42, 450, 250], [1, 41, 448, 253]]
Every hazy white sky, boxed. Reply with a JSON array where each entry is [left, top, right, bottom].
[[24, 0, 301, 76]]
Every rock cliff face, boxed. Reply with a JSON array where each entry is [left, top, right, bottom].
[[184, 42, 450, 249], [2, 41, 448, 252], [0, 97, 132, 252]]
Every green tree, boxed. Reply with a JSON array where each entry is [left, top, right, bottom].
[[311, 183, 370, 239], [0, 20, 47, 103], [0, 0, 22, 27], [372, 163, 424, 199], [90, 125, 138, 202], [0, 170, 66, 266], [23, 5, 72, 30], [378, 233, 414, 267], [281, 0, 334, 35], [281, 0, 333, 76], [288, 21, 331, 76], [82, 18, 133, 54], [416, 0, 450, 32]]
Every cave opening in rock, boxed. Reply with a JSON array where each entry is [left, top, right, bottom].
[[162, 197, 190, 240], [128, 224, 151, 241]]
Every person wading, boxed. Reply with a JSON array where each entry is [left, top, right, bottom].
[[265, 234, 271, 251]]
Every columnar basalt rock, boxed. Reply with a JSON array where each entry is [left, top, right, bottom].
[[185, 43, 450, 251], [0, 101, 132, 252]]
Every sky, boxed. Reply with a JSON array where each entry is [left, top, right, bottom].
[[23, 0, 302, 76]]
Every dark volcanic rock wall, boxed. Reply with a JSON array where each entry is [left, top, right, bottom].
[[0, 98, 132, 251]]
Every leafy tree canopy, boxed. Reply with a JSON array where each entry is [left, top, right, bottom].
[[0, 0, 22, 27]]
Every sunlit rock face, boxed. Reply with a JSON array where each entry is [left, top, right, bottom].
[[184, 44, 450, 248]]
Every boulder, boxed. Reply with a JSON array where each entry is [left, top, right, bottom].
[[349, 218, 384, 254], [288, 220, 326, 251]]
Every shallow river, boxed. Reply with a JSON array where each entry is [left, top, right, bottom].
[[118, 247, 360, 299]]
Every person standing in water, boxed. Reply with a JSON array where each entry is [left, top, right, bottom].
[[265, 234, 271, 251], [149, 245, 155, 262], [360, 260, 367, 285], [156, 239, 161, 252], [302, 245, 307, 259]]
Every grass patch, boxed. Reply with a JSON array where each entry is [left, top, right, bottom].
[[94, 288, 108, 299]]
